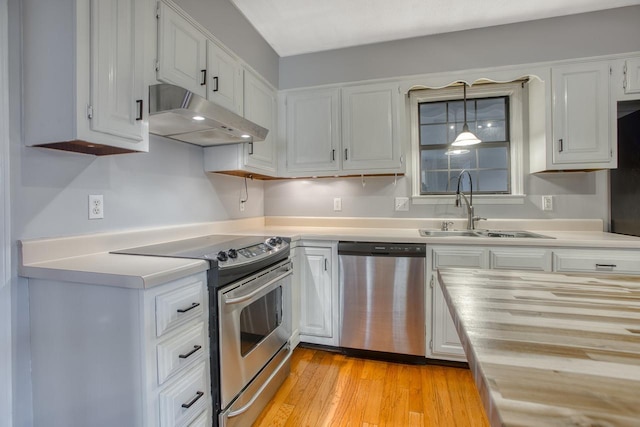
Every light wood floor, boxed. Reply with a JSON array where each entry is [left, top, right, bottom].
[[253, 347, 489, 427]]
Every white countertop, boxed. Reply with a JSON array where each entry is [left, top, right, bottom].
[[18, 216, 640, 289]]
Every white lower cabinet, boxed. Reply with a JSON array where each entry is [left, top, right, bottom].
[[428, 246, 488, 362], [553, 248, 640, 274], [295, 241, 339, 346], [28, 272, 211, 427]]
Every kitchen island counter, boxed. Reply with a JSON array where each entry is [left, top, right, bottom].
[[437, 268, 640, 427]]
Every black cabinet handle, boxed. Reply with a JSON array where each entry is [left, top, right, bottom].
[[332, 149, 335, 161], [248, 142, 254, 155], [136, 100, 143, 121], [595, 263, 616, 270], [344, 149, 348, 160], [178, 345, 202, 359], [181, 391, 204, 409], [177, 302, 200, 313], [212, 76, 219, 92], [201, 69, 207, 86], [558, 138, 564, 152]]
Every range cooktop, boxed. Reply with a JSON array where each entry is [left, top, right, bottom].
[[112, 234, 289, 269]]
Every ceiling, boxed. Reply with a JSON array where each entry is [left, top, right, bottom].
[[230, 0, 640, 57]]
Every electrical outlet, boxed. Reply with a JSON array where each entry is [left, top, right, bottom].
[[89, 195, 104, 219], [333, 198, 342, 211], [395, 197, 409, 211], [542, 195, 553, 211]]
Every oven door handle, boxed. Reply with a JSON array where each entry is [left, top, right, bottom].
[[227, 345, 293, 419], [224, 269, 292, 305]]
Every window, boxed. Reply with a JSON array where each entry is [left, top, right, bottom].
[[410, 83, 524, 200]]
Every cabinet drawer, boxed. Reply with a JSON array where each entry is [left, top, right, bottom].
[[157, 322, 206, 385], [156, 280, 205, 337], [159, 362, 209, 427], [490, 248, 551, 271], [187, 408, 210, 427], [432, 247, 485, 268], [553, 249, 640, 274]]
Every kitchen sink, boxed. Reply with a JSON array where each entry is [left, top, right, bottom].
[[419, 229, 554, 239], [419, 230, 479, 237]]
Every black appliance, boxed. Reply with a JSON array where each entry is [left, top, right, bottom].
[[611, 100, 640, 237], [114, 234, 291, 427]]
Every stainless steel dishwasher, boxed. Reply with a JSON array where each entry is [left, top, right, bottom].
[[338, 242, 426, 357]]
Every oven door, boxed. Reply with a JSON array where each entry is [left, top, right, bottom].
[[218, 259, 292, 409]]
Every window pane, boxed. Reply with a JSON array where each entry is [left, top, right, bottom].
[[476, 120, 506, 142], [421, 149, 448, 170], [420, 124, 448, 145], [447, 100, 476, 123], [449, 150, 476, 170], [478, 146, 508, 169], [450, 170, 478, 193], [419, 102, 446, 124], [421, 170, 450, 193], [476, 98, 505, 121], [477, 170, 508, 192]]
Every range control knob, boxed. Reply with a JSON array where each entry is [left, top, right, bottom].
[[227, 249, 238, 259], [267, 237, 282, 247], [216, 251, 228, 262]]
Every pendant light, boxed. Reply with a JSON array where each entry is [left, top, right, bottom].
[[451, 83, 481, 147]]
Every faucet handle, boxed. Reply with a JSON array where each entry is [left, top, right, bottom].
[[472, 216, 487, 228], [441, 221, 454, 231]]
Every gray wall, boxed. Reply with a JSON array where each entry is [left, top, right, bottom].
[[279, 5, 640, 89], [174, 0, 280, 88], [264, 172, 608, 222]]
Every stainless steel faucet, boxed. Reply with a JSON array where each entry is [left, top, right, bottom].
[[455, 170, 484, 230]]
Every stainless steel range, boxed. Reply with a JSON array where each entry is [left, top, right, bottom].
[[114, 235, 292, 427]]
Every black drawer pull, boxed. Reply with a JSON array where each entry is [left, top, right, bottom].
[[212, 76, 219, 92], [201, 69, 207, 86], [135, 99, 143, 121], [177, 302, 200, 313], [595, 263, 616, 269], [179, 345, 202, 359], [181, 391, 204, 409]]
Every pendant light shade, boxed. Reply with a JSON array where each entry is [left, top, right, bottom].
[[451, 83, 481, 147]]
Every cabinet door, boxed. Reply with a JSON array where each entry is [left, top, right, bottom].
[[90, 0, 145, 142], [207, 41, 243, 115], [286, 89, 340, 173], [341, 83, 402, 171], [297, 246, 335, 343], [429, 246, 486, 361], [243, 71, 277, 173], [551, 62, 612, 165], [157, 1, 207, 97], [624, 58, 640, 94]]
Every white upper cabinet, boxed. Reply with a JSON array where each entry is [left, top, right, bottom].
[[157, 1, 207, 97], [284, 82, 404, 176], [286, 88, 341, 173], [243, 70, 277, 173], [623, 57, 640, 95], [551, 62, 612, 166], [341, 83, 402, 171], [529, 61, 615, 172], [22, 0, 148, 155], [207, 41, 244, 115]]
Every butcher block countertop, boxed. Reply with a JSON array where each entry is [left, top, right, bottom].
[[437, 268, 640, 427]]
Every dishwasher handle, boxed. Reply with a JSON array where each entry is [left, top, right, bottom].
[[337, 241, 426, 257]]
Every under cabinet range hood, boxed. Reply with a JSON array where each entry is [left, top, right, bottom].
[[148, 83, 268, 146]]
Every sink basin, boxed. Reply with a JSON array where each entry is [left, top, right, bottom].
[[419, 229, 554, 239], [476, 230, 554, 239], [419, 230, 480, 237]]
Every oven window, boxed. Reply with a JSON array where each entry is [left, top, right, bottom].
[[239, 286, 283, 356]]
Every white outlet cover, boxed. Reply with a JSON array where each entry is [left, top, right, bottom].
[[395, 197, 409, 211], [333, 197, 342, 211], [89, 194, 104, 219], [542, 195, 553, 211]]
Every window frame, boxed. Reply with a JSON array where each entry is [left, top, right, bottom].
[[409, 82, 525, 203]]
